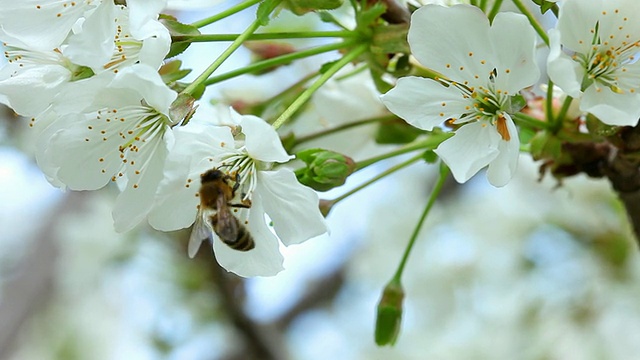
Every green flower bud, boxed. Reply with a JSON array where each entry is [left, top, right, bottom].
[[295, 148, 356, 192], [375, 281, 404, 346]]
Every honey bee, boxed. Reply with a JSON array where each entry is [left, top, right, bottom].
[[188, 168, 254, 257]]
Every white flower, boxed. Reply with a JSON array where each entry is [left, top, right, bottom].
[[381, 5, 539, 186], [65, 0, 170, 72], [0, 0, 170, 117], [547, 0, 640, 126], [40, 64, 177, 232], [0, 0, 101, 51], [148, 107, 328, 277]]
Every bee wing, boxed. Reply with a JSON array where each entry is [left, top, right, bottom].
[[188, 210, 212, 258]]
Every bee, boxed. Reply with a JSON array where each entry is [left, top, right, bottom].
[[188, 168, 254, 257]]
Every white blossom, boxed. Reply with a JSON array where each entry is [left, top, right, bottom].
[[149, 107, 327, 277], [381, 5, 539, 186], [547, 0, 640, 126], [39, 64, 177, 232]]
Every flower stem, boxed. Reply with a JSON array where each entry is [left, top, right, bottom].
[[552, 96, 574, 132], [545, 79, 555, 124], [356, 134, 451, 171], [191, 0, 263, 28], [512, 112, 551, 131], [203, 40, 358, 86], [181, 31, 358, 42], [293, 114, 398, 147], [391, 162, 449, 283], [271, 43, 369, 130], [510, 0, 549, 46], [487, 0, 503, 20], [331, 153, 424, 205]]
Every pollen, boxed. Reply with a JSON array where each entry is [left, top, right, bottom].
[[496, 115, 511, 141], [133, 184, 139, 189]]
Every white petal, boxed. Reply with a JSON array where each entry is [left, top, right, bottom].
[[486, 116, 519, 187], [64, 1, 117, 71], [256, 169, 327, 246], [434, 121, 500, 184], [546, 29, 583, 98], [126, 0, 167, 39], [581, 86, 640, 126], [408, 5, 494, 85], [0, 64, 70, 117], [240, 114, 292, 163], [113, 130, 172, 232], [107, 64, 177, 114], [381, 76, 469, 131], [555, 0, 603, 54], [48, 117, 122, 190], [212, 203, 284, 277], [0, 0, 97, 50], [489, 12, 540, 93]]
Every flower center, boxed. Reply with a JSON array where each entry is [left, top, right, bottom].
[[218, 151, 258, 201], [575, 21, 640, 94]]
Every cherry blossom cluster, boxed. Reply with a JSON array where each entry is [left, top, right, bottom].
[[0, 1, 327, 277], [1, 0, 639, 278], [383, 0, 640, 186]]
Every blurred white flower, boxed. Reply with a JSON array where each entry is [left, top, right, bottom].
[[547, 0, 640, 126], [381, 5, 539, 186], [149, 107, 327, 277], [40, 64, 177, 232], [0, 0, 101, 51]]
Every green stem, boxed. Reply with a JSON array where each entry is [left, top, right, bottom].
[[545, 79, 555, 124], [179, 31, 358, 43], [357, 138, 438, 171], [191, 0, 262, 28], [552, 96, 574, 133], [203, 40, 357, 86], [479, 0, 488, 12], [331, 153, 423, 205], [510, 0, 549, 46], [512, 112, 551, 131], [487, 0, 504, 21], [391, 163, 449, 283], [271, 43, 369, 130], [182, 0, 282, 96], [293, 114, 397, 146]]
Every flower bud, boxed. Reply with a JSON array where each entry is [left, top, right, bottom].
[[295, 149, 356, 192], [374, 281, 404, 346]]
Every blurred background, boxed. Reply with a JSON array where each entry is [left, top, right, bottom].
[[1, 1, 639, 359]]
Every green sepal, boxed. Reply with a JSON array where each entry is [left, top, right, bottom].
[[69, 65, 95, 81], [370, 24, 409, 55], [585, 113, 620, 137], [421, 150, 438, 164], [159, 60, 192, 84], [295, 148, 356, 191], [374, 281, 404, 346], [169, 93, 197, 126], [529, 131, 562, 161]]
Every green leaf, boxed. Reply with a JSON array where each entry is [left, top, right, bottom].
[[159, 60, 192, 83], [159, 15, 200, 58], [257, 0, 281, 26], [375, 118, 426, 144], [284, 0, 343, 15]]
